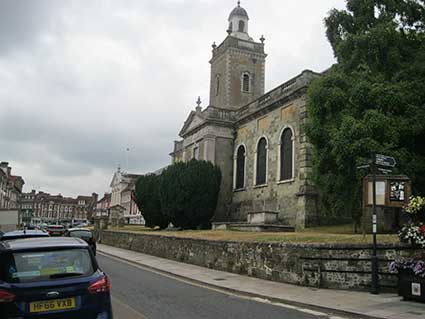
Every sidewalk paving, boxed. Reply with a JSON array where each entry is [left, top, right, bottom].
[[97, 244, 425, 319]]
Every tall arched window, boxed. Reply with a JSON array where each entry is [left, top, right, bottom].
[[235, 145, 246, 189], [242, 73, 250, 92], [238, 20, 245, 32], [280, 128, 294, 181], [256, 137, 267, 185]]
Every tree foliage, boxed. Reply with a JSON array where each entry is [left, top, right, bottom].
[[134, 174, 169, 229], [159, 160, 222, 229], [306, 0, 425, 221]]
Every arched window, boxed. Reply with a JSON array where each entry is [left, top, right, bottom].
[[229, 22, 233, 32], [280, 128, 294, 181], [238, 20, 245, 32], [242, 73, 250, 92], [235, 145, 246, 189], [256, 137, 267, 185]]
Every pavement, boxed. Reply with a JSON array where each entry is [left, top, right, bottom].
[[97, 244, 425, 319]]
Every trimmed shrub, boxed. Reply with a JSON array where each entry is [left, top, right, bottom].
[[160, 160, 221, 229], [134, 174, 169, 229]]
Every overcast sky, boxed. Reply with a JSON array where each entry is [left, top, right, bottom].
[[0, 0, 346, 198]]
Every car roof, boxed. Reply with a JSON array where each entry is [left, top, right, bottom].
[[67, 228, 92, 232], [0, 237, 88, 252], [2, 230, 48, 237], [48, 225, 64, 228]]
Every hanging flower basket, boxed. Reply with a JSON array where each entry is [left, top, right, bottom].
[[398, 196, 425, 246]]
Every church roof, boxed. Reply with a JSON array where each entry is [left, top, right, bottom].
[[229, 3, 249, 20]]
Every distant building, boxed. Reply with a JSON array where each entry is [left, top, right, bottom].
[[109, 167, 144, 225], [20, 190, 97, 224], [0, 162, 25, 210], [95, 193, 111, 217], [74, 194, 98, 221]]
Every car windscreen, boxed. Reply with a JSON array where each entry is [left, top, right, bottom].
[[69, 230, 93, 239], [1, 248, 94, 283]]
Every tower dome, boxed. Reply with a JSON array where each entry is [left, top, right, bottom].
[[228, 3, 249, 20], [227, 1, 252, 41]]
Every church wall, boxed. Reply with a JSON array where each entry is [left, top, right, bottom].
[[232, 94, 312, 228], [213, 137, 234, 221], [209, 54, 228, 108], [229, 52, 265, 107]]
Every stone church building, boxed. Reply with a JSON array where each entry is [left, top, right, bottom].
[[170, 2, 322, 229]]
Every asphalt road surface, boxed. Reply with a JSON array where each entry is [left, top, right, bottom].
[[97, 254, 345, 319]]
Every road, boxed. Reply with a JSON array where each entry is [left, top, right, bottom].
[[97, 254, 346, 319]]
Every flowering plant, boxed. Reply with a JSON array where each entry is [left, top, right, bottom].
[[404, 196, 425, 219], [389, 259, 425, 278], [398, 223, 425, 247]]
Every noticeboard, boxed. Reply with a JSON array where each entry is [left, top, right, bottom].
[[363, 175, 411, 208], [367, 181, 386, 206], [389, 181, 406, 202]]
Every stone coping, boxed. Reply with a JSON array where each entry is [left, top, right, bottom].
[[103, 230, 410, 250]]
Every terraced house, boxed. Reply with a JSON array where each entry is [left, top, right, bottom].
[[170, 3, 322, 229], [0, 162, 25, 210], [20, 190, 98, 224]]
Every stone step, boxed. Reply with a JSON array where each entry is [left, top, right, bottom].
[[212, 222, 295, 232]]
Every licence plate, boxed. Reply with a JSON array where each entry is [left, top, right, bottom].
[[29, 297, 76, 313]]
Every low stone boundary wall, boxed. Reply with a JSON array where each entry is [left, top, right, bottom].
[[101, 230, 422, 291]]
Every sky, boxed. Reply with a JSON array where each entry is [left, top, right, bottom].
[[0, 0, 346, 198]]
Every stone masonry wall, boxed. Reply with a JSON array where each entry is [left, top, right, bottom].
[[101, 231, 422, 292], [232, 94, 313, 228]]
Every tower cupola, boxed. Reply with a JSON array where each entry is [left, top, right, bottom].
[[228, 1, 252, 41]]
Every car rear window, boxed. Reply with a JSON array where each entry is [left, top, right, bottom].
[[0, 234, 48, 241], [1, 248, 94, 283], [69, 230, 93, 239]]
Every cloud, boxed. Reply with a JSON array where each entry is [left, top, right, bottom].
[[0, 0, 345, 197]]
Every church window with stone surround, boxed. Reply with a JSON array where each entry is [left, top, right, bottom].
[[193, 147, 199, 160], [238, 20, 245, 32], [280, 128, 294, 181], [256, 137, 267, 185], [235, 145, 246, 189], [242, 73, 250, 92]]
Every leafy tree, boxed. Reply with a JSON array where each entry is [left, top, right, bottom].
[[134, 174, 169, 229], [159, 160, 221, 229], [306, 0, 425, 222]]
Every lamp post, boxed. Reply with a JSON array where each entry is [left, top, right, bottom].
[[371, 152, 379, 295], [125, 148, 130, 172]]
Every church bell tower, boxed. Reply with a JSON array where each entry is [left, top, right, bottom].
[[209, 1, 267, 110]]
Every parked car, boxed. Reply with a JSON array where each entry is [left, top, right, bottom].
[[0, 237, 112, 318], [65, 228, 97, 255], [46, 225, 66, 237], [24, 224, 37, 230], [0, 230, 49, 241]]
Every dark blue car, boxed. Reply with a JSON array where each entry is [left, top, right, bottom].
[[0, 237, 112, 318]]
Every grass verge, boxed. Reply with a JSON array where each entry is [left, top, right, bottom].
[[108, 225, 399, 245]]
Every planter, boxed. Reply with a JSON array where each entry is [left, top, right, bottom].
[[399, 269, 425, 302]]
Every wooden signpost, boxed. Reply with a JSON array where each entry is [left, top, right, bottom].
[[359, 153, 411, 295]]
